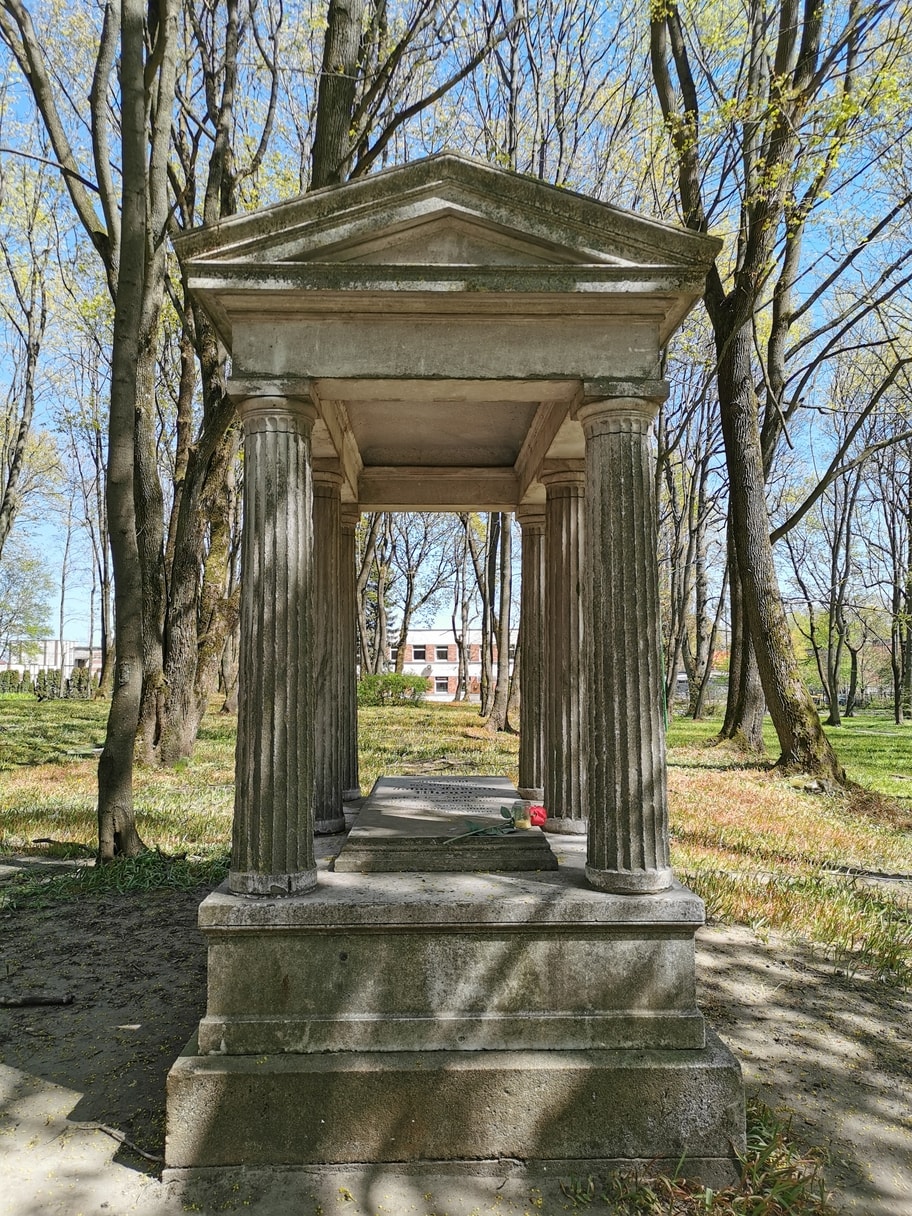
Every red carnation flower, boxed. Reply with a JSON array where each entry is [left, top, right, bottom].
[[529, 805, 547, 827]]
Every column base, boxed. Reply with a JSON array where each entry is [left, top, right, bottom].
[[314, 814, 346, 835], [228, 868, 318, 897], [342, 787, 362, 803], [585, 863, 675, 894], [544, 815, 587, 835], [516, 787, 544, 802]]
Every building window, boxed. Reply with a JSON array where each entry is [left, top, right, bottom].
[[435, 645, 448, 661], [413, 646, 427, 661], [435, 677, 449, 694], [389, 647, 398, 663], [509, 644, 517, 660]]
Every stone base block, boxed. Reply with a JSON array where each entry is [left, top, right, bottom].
[[166, 1031, 744, 1172], [165, 1155, 741, 1211], [196, 876, 707, 1053]]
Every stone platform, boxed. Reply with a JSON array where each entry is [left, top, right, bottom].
[[333, 775, 558, 872], [165, 778, 744, 1185]]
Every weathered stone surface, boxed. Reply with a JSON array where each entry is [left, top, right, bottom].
[[165, 1156, 743, 1211], [197, 870, 707, 930], [332, 776, 557, 873], [166, 1031, 744, 1170], [580, 394, 673, 894], [541, 462, 587, 833], [355, 774, 520, 817], [229, 396, 317, 896], [517, 506, 545, 800], [168, 156, 742, 1190], [193, 866, 705, 1056]]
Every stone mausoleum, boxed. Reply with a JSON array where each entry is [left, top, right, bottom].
[[165, 154, 744, 1201]]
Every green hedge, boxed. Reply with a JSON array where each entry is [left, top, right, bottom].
[[357, 673, 428, 707], [0, 667, 97, 699]]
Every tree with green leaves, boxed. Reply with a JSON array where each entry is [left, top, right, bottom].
[[0, 534, 52, 658], [649, 0, 912, 776]]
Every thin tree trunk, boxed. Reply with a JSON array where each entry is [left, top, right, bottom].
[[717, 528, 765, 751], [691, 564, 728, 719], [487, 512, 512, 731], [504, 614, 521, 734], [57, 503, 71, 697]]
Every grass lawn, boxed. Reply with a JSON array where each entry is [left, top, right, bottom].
[[3, 694, 905, 1215], [1, 695, 910, 983]]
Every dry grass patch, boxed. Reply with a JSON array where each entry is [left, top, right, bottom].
[[2, 697, 910, 983], [358, 702, 519, 794], [666, 736, 912, 985]]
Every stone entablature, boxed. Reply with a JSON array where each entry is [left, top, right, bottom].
[[176, 153, 718, 516]]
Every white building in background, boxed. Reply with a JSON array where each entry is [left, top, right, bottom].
[[389, 628, 517, 701], [0, 639, 102, 681]]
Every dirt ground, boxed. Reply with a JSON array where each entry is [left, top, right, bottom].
[[1, 850, 910, 1216]]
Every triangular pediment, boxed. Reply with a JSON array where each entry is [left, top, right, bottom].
[[291, 208, 607, 267], [174, 153, 720, 273]]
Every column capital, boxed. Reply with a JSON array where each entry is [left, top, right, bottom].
[[227, 375, 317, 405], [539, 459, 585, 491], [238, 400, 319, 436], [575, 379, 669, 435], [516, 503, 546, 530], [340, 504, 361, 530], [312, 459, 345, 490]]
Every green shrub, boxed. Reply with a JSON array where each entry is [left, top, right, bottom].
[[34, 669, 62, 701], [66, 667, 93, 699], [357, 673, 428, 707], [0, 670, 21, 694], [19, 670, 32, 694]]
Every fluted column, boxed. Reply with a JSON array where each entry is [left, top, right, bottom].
[[541, 461, 587, 833], [579, 383, 673, 894], [340, 505, 361, 802], [312, 463, 345, 834], [517, 505, 546, 801], [231, 395, 317, 896]]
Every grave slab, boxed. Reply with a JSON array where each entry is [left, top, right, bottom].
[[333, 775, 558, 873]]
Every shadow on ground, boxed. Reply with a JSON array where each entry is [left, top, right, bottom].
[[1, 844, 909, 1215]]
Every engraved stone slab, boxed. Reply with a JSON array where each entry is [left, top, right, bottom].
[[333, 775, 557, 873]]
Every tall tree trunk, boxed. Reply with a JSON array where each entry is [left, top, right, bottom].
[[310, 0, 366, 189], [718, 323, 843, 778], [481, 512, 499, 714], [135, 339, 166, 761], [97, 0, 149, 860], [844, 640, 860, 718]]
